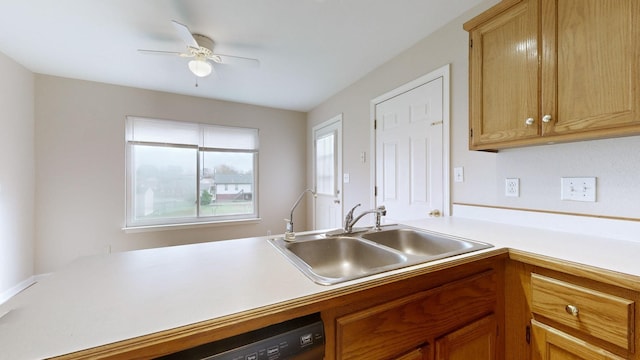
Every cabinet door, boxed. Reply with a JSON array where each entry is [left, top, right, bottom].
[[434, 314, 497, 360], [468, 0, 540, 149], [541, 0, 640, 137], [394, 345, 430, 360], [336, 271, 497, 360], [531, 320, 626, 360]]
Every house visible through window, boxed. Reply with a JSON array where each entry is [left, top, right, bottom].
[[125, 117, 259, 228]]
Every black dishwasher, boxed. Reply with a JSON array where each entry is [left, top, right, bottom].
[[156, 313, 324, 360]]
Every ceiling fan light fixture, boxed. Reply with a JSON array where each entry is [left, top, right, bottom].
[[188, 58, 212, 77]]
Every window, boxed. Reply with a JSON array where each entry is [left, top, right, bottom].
[[125, 117, 259, 228], [315, 131, 336, 196]]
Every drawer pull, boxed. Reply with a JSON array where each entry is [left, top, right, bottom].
[[565, 304, 579, 316]]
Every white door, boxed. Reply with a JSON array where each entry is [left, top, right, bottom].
[[313, 115, 343, 230], [374, 74, 445, 222]]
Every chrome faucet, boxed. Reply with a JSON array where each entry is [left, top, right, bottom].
[[284, 189, 317, 241], [343, 204, 387, 233]]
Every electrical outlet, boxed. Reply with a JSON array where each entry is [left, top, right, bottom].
[[505, 178, 519, 197]]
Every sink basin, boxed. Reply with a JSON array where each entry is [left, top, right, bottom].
[[269, 226, 493, 285], [361, 228, 486, 257], [273, 236, 407, 285]]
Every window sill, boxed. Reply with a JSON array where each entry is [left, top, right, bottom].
[[122, 218, 262, 233]]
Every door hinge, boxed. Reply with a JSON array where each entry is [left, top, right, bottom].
[[470, 39, 473, 48], [470, 128, 473, 138], [374, 119, 377, 130], [374, 186, 378, 197], [526, 325, 531, 344]]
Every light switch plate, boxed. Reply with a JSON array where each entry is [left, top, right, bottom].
[[561, 177, 596, 202], [454, 167, 464, 183]]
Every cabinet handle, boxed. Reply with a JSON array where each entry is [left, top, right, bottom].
[[542, 114, 552, 123], [565, 304, 579, 316], [525, 117, 535, 126]]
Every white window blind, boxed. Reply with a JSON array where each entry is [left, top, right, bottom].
[[126, 117, 200, 145], [203, 125, 258, 150]]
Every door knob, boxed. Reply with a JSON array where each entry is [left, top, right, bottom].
[[334, 199, 340, 204], [429, 209, 441, 217]]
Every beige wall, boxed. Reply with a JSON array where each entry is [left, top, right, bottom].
[[34, 75, 307, 274], [308, 0, 640, 223], [307, 0, 500, 221], [7, 0, 640, 289], [0, 52, 35, 296]]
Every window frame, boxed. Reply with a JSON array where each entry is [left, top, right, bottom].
[[124, 117, 259, 230]]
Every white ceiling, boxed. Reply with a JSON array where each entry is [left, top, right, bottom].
[[0, 0, 482, 112]]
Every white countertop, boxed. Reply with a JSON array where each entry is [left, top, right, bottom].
[[403, 217, 640, 278], [1, 217, 639, 359]]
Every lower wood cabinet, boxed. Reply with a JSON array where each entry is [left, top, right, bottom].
[[531, 274, 634, 351], [505, 258, 640, 360], [334, 270, 499, 360], [388, 314, 498, 360], [394, 346, 429, 360], [532, 320, 625, 360], [435, 314, 497, 360], [530, 273, 637, 360]]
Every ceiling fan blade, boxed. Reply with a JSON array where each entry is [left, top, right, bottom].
[[210, 54, 260, 68], [138, 49, 193, 58], [171, 20, 199, 48]]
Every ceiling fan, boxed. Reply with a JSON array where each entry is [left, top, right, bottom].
[[139, 20, 260, 78]]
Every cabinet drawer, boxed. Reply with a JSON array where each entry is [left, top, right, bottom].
[[336, 270, 497, 360], [531, 273, 634, 350]]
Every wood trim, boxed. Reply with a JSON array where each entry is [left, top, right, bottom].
[[509, 249, 640, 292], [453, 202, 640, 223], [468, 126, 640, 151], [504, 260, 532, 360], [463, 0, 524, 31]]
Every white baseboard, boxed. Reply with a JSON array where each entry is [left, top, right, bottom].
[[453, 204, 640, 243], [0, 273, 50, 306]]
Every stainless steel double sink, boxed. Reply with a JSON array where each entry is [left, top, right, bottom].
[[269, 225, 493, 285]]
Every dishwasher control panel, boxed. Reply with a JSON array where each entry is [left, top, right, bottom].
[[157, 314, 324, 360]]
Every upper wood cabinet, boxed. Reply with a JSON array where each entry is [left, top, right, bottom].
[[464, 0, 640, 150]]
